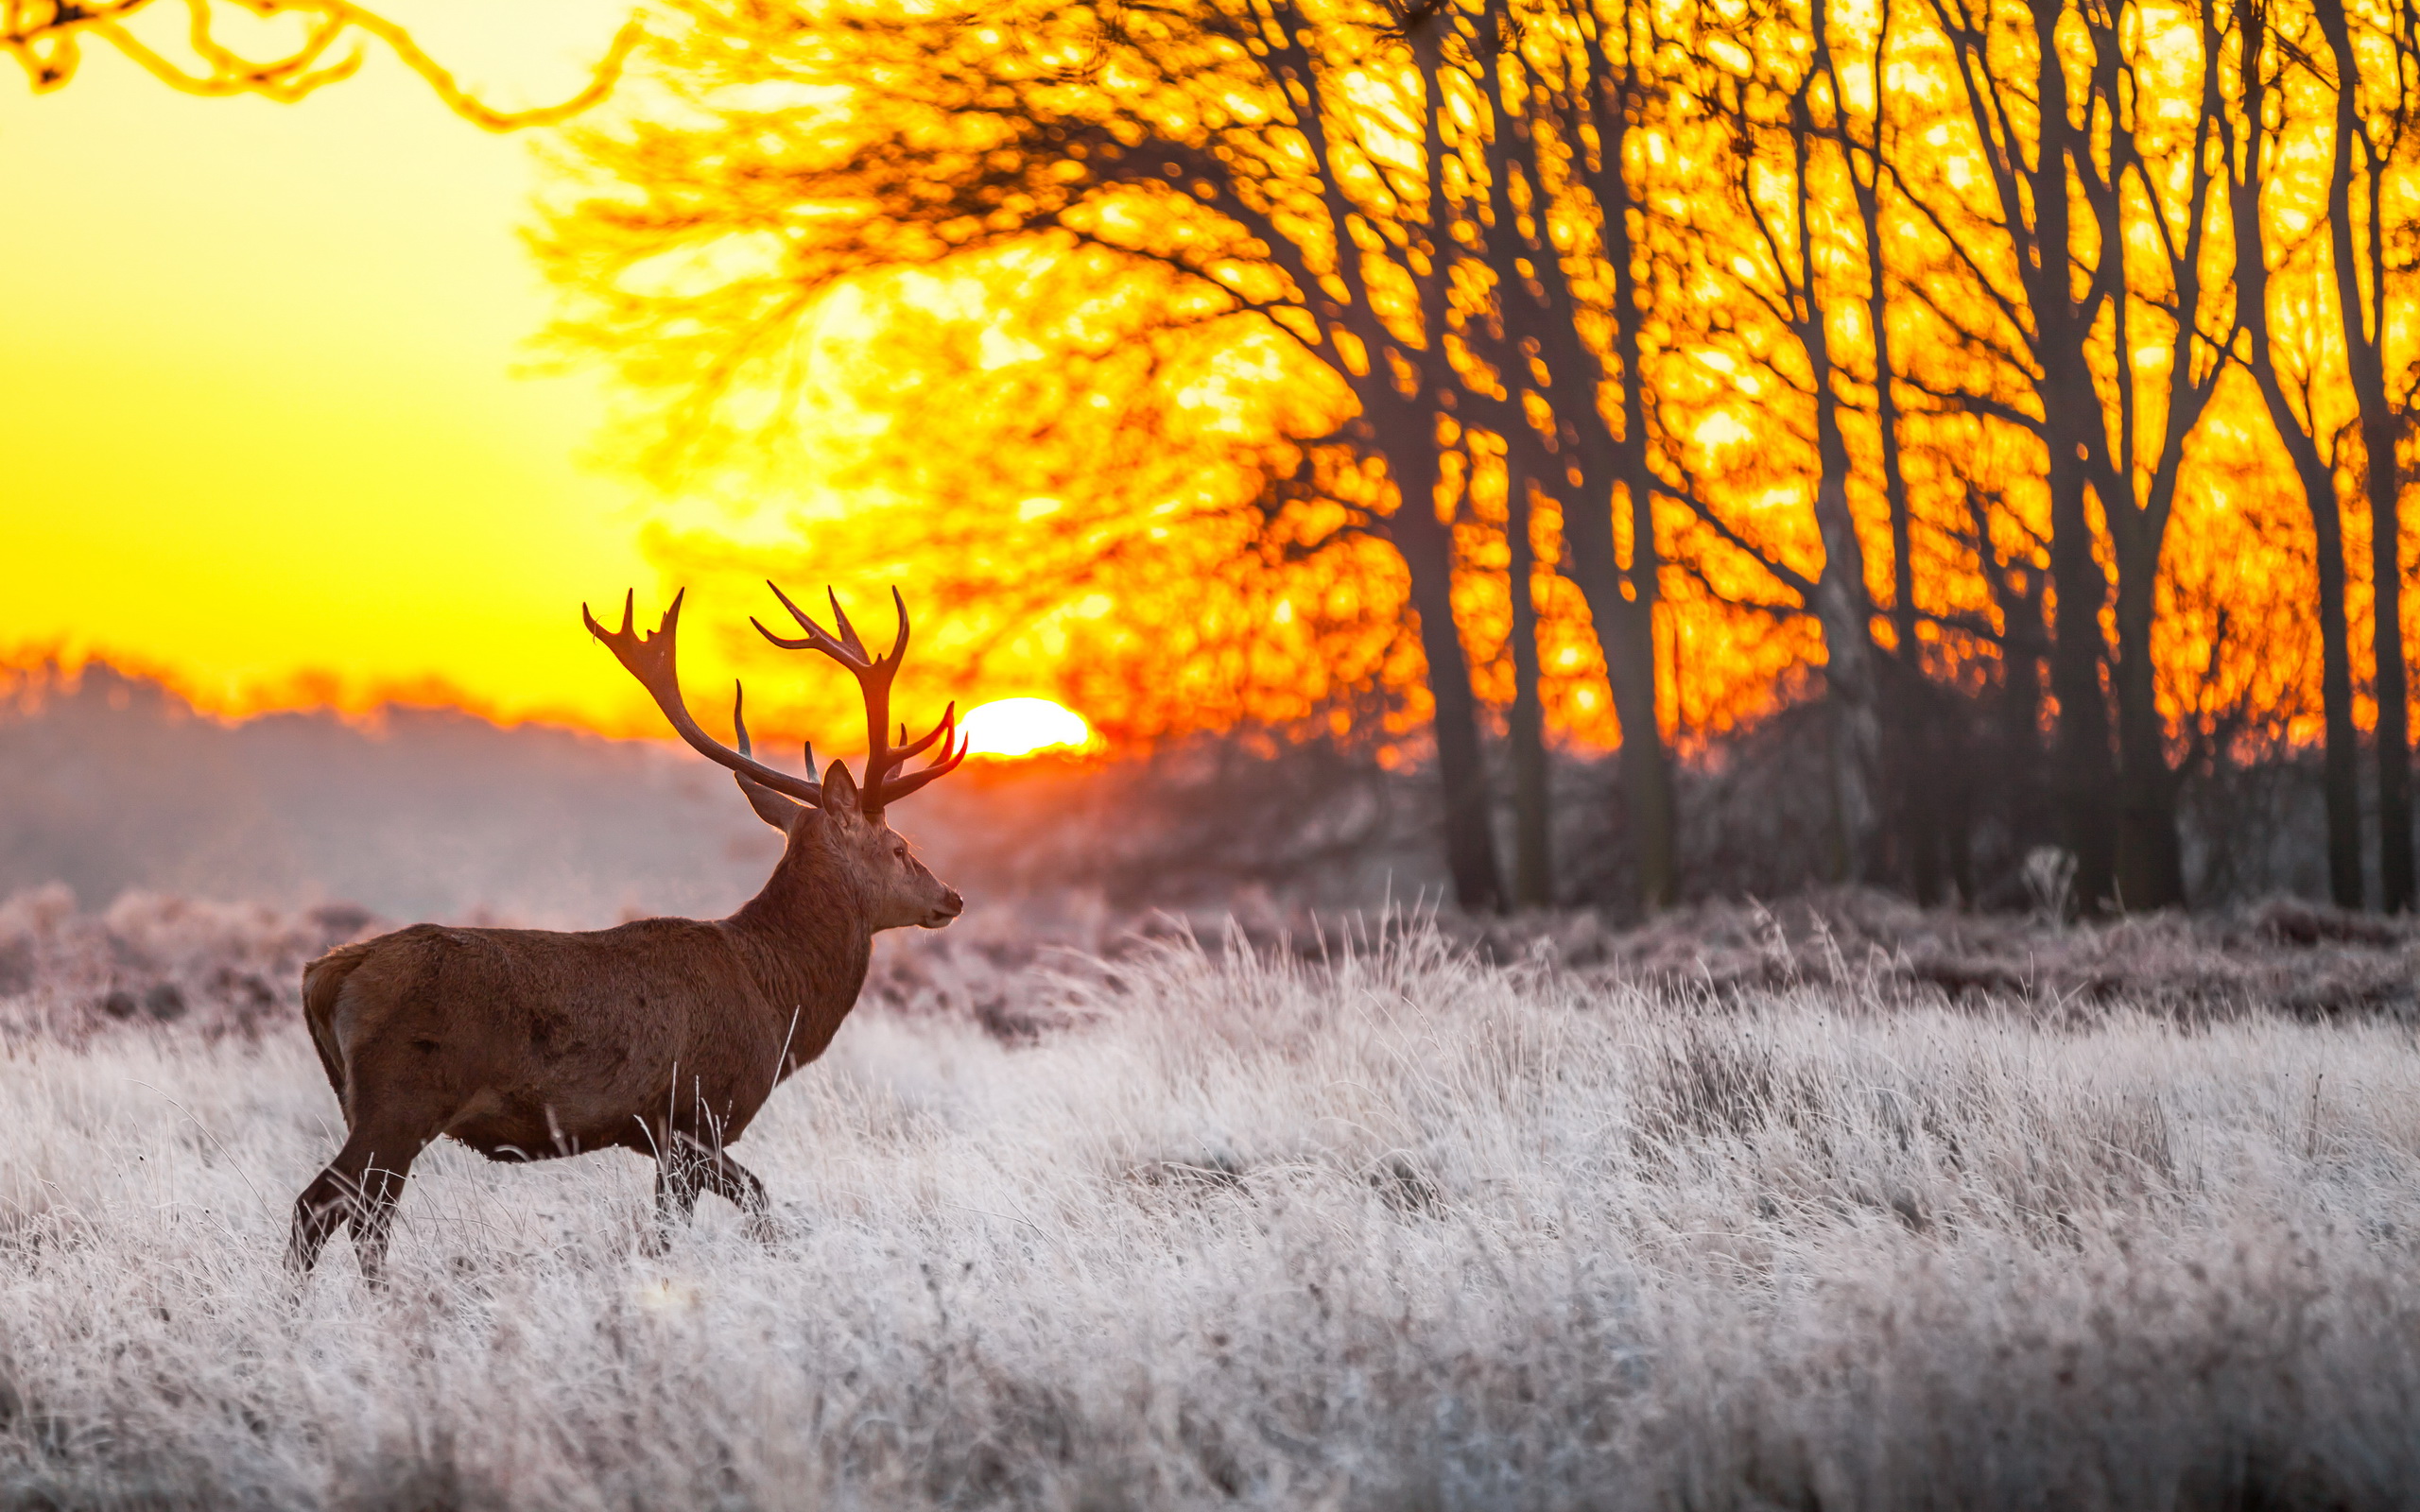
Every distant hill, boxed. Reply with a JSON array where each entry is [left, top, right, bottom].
[[0, 661, 779, 925], [5, 655, 2361, 920], [0, 660, 1446, 925]]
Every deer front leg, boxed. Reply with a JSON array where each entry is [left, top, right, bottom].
[[347, 1158, 418, 1287], [698, 1149, 777, 1244], [648, 1136, 775, 1249], [648, 1147, 704, 1254]]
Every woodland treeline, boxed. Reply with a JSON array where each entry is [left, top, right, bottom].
[[534, 0, 2420, 916]]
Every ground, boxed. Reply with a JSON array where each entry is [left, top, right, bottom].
[[0, 891, 2415, 1509]]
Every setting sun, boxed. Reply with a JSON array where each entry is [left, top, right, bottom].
[[959, 697, 1092, 759]]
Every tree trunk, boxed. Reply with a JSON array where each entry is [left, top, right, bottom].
[[1559, 457, 1675, 911], [1994, 547, 2054, 854], [2228, 4, 2365, 907], [1506, 463, 1554, 908], [2093, 0, 2236, 914], [1599, 583, 1675, 911], [1788, 11, 1884, 885], [2315, 496, 2365, 908], [1800, 264, 1881, 877], [1841, 4, 1941, 898], [1809, 437, 1883, 882], [2110, 558, 2185, 907], [1383, 427, 1506, 914], [2256, 436, 2363, 909], [2018, 0, 2119, 910], [2366, 416, 2413, 910], [1473, 0, 1680, 915], [1594, 47, 1680, 912], [2315, 0, 2414, 909], [1856, 135, 1933, 894], [2044, 441, 2119, 911]]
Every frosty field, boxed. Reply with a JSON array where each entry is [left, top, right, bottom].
[[0, 895, 2416, 1510]]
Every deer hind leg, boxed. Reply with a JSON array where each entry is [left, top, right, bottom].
[[287, 1168, 351, 1279], [288, 1120, 431, 1287]]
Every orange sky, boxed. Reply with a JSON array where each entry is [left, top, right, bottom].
[[0, 3, 750, 735]]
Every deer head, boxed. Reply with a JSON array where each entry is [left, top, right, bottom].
[[583, 584, 967, 930]]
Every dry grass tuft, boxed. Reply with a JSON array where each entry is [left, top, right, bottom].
[[0, 893, 2416, 1508], [1468, 888, 2420, 1023]]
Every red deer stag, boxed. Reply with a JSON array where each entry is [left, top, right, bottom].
[[288, 584, 967, 1282]]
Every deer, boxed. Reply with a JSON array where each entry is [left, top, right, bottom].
[[286, 583, 968, 1284]]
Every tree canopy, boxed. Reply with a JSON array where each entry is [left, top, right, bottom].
[[538, 0, 2420, 913]]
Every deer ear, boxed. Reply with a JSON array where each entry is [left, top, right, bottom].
[[821, 758, 860, 813], [734, 772, 804, 833]]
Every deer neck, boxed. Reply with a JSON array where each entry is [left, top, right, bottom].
[[725, 831, 874, 1032]]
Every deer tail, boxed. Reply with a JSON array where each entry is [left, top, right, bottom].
[[300, 942, 375, 1103]]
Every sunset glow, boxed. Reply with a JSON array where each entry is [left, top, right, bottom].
[[0, 2, 679, 736], [2, 0, 2409, 821], [959, 698, 1093, 760]]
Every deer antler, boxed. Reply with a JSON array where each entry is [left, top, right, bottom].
[[752, 582, 968, 817], [582, 591, 826, 805]]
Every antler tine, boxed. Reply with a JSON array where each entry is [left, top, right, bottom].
[[875, 728, 971, 806], [826, 588, 870, 662], [850, 586, 917, 803], [580, 589, 824, 806], [728, 679, 812, 825], [742, 581, 964, 818], [752, 581, 911, 815], [882, 702, 957, 778], [753, 580, 869, 668], [883, 586, 909, 670]]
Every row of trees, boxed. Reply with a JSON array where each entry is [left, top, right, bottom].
[[539, 0, 2418, 914]]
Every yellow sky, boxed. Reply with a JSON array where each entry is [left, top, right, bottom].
[[0, 3, 740, 735]]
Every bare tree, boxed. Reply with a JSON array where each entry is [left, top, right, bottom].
[[1463, 0, 1682, 908], [2310, 0, 2418, 910], [1909, 0, 2236, 911], [2225, 0, 2365, 907], [1682, 0, 1890, 881]]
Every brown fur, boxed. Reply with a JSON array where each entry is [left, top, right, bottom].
[[286, 773, 959, 1283]]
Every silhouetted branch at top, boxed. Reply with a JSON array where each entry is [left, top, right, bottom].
[[6, 0, 640, 129]]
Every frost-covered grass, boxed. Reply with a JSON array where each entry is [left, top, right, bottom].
[[2, 917, 2417, 1509]]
